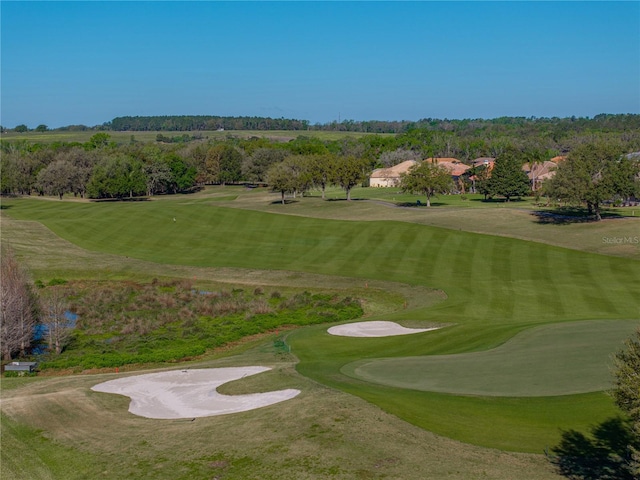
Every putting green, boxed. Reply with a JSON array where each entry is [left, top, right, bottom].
[[342, 320, 639, 397]]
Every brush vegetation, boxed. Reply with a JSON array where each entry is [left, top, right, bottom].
[[35, 279, 361, 371]]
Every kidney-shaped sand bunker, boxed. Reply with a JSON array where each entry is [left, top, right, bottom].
[[91, 366, 300, 419]]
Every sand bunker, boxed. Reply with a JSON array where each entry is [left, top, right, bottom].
[[328, 321, 440, 338], [91, 366, 300, 419]]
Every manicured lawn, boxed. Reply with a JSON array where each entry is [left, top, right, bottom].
[[342, 319, 639, 396], [1, 192, 638, 460], [3, 198, 637, 328]]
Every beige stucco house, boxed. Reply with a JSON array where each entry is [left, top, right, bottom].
[[369, 160, 418, 187]]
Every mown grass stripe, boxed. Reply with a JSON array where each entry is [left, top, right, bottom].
[[527, 244, 566, 317], [487, 238, 515, 321]]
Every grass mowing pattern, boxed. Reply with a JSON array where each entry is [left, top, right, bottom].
[[3, 199, 638, 326], [342, 319, 640, 396], [2, 196, 639, 453]]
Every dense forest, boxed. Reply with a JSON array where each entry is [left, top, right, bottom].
[[5, 113, 640, 136], [2, 115, 639, 202]]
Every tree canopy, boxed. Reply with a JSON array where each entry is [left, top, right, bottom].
[[400, 161, 454, 207], [331, 156, 368, 201], [612, 327, 640, 474], [543, 142, 639, 220], [485, 148, 530, 201]]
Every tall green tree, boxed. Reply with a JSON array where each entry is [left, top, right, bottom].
[[144, 160, 173, 196], [399, 161, 453, 207], [0, 152, 42, 195], [306, 153, 335, 199], [165, 154, 197, 193], [204, 144, 243, 185], [87, 155, 147, 199], [218, 145, 244, 185], [62, 147, 100, 198], [331, 156, 368, 201], [543, 142, 637, 220], [485, 148, 530, 201], [36, 159, 75, 199], [266, 161, 296, 205], [242, 148, 288, 183], [612, 328, 640, 474], [86, 132, 113, 150]]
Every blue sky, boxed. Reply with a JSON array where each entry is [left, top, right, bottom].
[[1, 1, 639, 128]]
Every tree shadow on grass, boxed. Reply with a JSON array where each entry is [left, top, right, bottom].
[[547, 417, 639, 479], [325, 198, 366, 202], [469, 197, 528, 204], [91, 197, 150, 203], [396, 201, 447, 207], [531, 207, 626, 225]]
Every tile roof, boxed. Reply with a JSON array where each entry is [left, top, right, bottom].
[[370, 160, 418, 178]]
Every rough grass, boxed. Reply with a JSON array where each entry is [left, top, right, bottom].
[[1, 342, 561, 480]]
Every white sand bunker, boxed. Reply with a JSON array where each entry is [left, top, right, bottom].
[[328, 321, 440, 338], [91, 366, 300, 419]]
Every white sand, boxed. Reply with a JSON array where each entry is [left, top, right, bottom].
[[91, 366, 300, 419], [328, 320, 440, 337]]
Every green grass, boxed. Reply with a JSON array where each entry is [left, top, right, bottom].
[[1, 188, 638, 477], [342, 319, 639, 397], [289, 322, 630, 452], [2, 197, 637, 327]]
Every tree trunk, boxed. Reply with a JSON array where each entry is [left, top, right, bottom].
[[281, 191, 285, 205], [346, 187, 351, 201], [426, 197, 431, 207]]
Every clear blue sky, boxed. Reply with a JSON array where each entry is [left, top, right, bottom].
[[1, 1, 639, 128]]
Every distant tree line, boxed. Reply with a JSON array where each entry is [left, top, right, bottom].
[[5, 113, 639, 139], [107, 115, 311, 132]]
